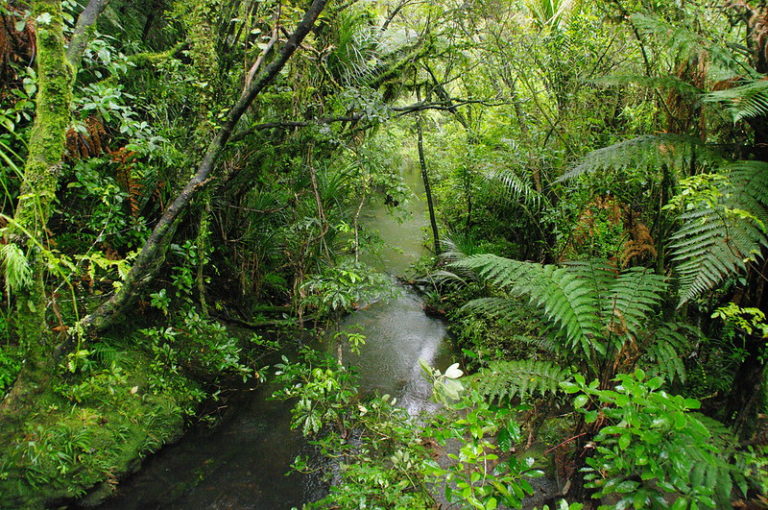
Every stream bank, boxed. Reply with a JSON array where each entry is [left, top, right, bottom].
[[92, 163, 452, 509]]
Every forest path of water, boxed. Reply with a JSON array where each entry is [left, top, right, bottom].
[[94, 164, 451, 509]]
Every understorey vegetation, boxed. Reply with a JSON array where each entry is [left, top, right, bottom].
[[1, 0, 768, 508]]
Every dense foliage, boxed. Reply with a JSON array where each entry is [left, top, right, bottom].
[[1, 0, 768, 508]]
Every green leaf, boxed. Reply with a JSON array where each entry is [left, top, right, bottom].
[[618, 435, 631, 450], [574, 394, 589, 409]]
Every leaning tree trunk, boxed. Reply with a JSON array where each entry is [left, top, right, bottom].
[[78, 0, 330, 334]]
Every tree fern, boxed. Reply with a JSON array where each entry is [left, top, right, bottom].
[[485, 168, 545, 209], [630, 14, 738, 68], [469, 359, 572, 403], [704, 78, 768, 122], [671, 162, 768, 305], [603, 267, 667, 341], [455, 255, 604, 358], [558, 134, 722, 183], [461, 297, 529, 319], [639, 322, 690, 384], [455, 256, 682, 372]]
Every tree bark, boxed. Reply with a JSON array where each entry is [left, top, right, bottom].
[[67, 0, 111, 69], [1, 0, 75, 422], [416, 112, 440, 255], [78, 0, 330, 334]]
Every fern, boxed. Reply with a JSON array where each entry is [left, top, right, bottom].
[[639, 322, 691, 384], [671, 162, 768, 305], [485, 168, 544, 209], [558, 134, 722, 183], [603, 267, 667, 340], [704, 78, 768, 122], [631, 14, 738, 69], [461, 297, 528, 318], [1, 243, 32, 296], [455, 256, 604, 358], [470, 359, 571, 403]]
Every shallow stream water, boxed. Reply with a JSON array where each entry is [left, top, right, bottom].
[[96, 164, 452, 509]]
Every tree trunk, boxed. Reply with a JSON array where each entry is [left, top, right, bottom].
[[79, 0, 330, 334], [1, 0, 75, 423], [416, 112, 440, 255]]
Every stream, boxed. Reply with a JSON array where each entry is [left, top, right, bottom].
[[95, 164, 452, 509]]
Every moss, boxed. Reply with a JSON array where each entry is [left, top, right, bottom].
[[0, 345, 195, 508], [8, 0, 74, 380]]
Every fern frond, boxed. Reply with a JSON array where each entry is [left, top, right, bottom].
[[558, 135, 722, 182], [631, 14, 701, 60], [630, 14, 737, 68], [704, 78, 768, 122], [461, 297, 525, 318], [470, 359, 571, 403], [604, 267, 667, 338], [640, 322, 690, 384], [510, 334, 559, 354], [485, 168, 543, 209], [1, 243, 32, 296], [454, 255, 603, 358], [671, 162, 768, 305]]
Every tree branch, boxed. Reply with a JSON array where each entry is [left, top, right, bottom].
[[230, 99, 505, 142], [66, 0, 110, 69], [77, 0, 331, 335]]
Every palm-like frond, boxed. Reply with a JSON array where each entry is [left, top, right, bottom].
[[455, 256, 677, 365], [461, 297, 526, 318], [470, 359, 571, 403], [671, 162, 768, 305], [558, 135, 723, 183], [639, 322, 691, 384], [485, 168, 544, 209], [455, 255, 603, 358], [603, 267, 667, 339], [705, 78, 768, 122], [630, 14, 737, 68]]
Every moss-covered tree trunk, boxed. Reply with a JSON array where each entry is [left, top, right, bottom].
[[1, 0, 108, 422], [1, 0, 74, 420]]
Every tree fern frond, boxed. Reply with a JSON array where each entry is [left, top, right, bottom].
[[558, 135, 722, 182], [511, 334, 560, 354], [454, 256, 603, 358], [671, 162, 768, 305], [630, 14, 738, 68], [485, 168, 544, 209], [604, 267, 667, 337], [461, 297, 526, 318], [470, 359, 571, 403], [1, 243, 32, 296], [704, 78, 768, 122], [640, 322, 690, 384]]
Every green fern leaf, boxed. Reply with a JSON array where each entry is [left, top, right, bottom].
[[639, 322, 691, 383], [604, 267, 667, 339], [705, 79, 768, 123], [485, 168, 544, 209], [470, 359, 571, 403], [558, 134, 722, 183], [455, 255, 603, 358], [671, 162, 768, 305]]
